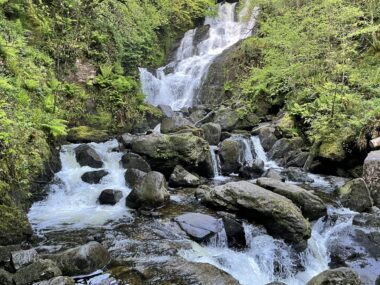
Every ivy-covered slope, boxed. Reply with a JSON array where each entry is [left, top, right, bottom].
[[0, 0, 213, 245]]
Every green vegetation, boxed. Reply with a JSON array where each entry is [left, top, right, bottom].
[[0, 0, 213, 244], [239, 0, 380, 156]]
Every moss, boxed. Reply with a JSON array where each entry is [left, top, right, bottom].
[[318, 140, 346, 162], [67, 126, 109, 143], [277, 113, 298, 138], [0, 205, 32, 246]]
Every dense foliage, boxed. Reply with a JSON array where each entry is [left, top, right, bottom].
[[239, 0, 380, 156]]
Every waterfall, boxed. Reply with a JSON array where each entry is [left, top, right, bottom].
[[180, 207, 356, 285], [251, 136, 280, 170], [139, 2, 259, 110], [28, 140, 133, 232], [210, 145, 224, 180]]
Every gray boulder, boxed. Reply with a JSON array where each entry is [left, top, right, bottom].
[[337, 179, 373, 212], [257, 126, 277, 152], [281, 167, 314, 183], [238, 159, 265, 179], [121, 152, 151, 172], [11, 248, 39, 270], [256, 178, 327, 220], [175, 213, 223, 242], [196, 181, 311, 251], [126, 171, 169, 209], [0, 269, 13, 285], [306, 268, 364, 285], [34, 276, 75, 285], [201, 123, 222, 145], [363, 150, 380, 206], [98, 189, 123, 205], [13, 259, 62, 285], [158, 104, 174, 118], [75, 145, 103, 168], [268, 138, 304, 164], [212, 107, 240, 131], [119, 133, 135, 149], [125, 168, 146, 188], [220, 139, 241, 175], [161, 114, 194, 134], [285, 151, 310, 168], [50, 242, 110, 276], [222, 215, 246, 249], [81, 170, 108, 184], [169, 165, 200, 188], [264, 169, 285, 181]]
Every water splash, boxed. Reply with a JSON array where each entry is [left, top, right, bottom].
[[251, 136, 280, 170]]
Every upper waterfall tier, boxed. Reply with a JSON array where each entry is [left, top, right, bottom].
[[139, 1, 259, 110]]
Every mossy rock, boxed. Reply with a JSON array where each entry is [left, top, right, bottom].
[[0, 205, 32, 246], [276, 113, 298, 138], [67, 126, 109, 143], [318, 140, 346, 162]]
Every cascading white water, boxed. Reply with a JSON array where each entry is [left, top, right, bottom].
[[251, 136, 280, 170], [139, 2, 259, 110], [181, 207, 356, 285], [28, 140, 133, 232], [210, 145, 222, 178]]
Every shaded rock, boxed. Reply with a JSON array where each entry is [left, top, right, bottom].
[[131, 133, 213, 178], [175, 213, 223, 242], [256, 178, 327, 220], [220, 139, 241, 175], [0, 244, 20, 267], [266, 282, 287, 285], [98, 189, 123, 205], [50, 242, 110, 276], [281, 167, 314, 183], [67, 126, 109, 143], [194, 25, 210, 47], [306, 267, 363, 285], [264, 169, 285, 181], [0, 269, 13, 285], [121, 152, 151, 172], [318, 141, 346, 162], [13, 259, 62, 285], [119, 133, 135, 149], [201, 123, 222, 145], [353, 211, 380, 228], [257, 126, 277, 152], [11, 248, 39, 271], [268, 138, 304, 164], [190, 109, 208, 123], [0, 207, 32, 246], [161, 114, 194, 134], [158, 104, 174, 118], [196, 181, 311, 251], [34, 276, 75, 285], [126, 171, 169, 209], [81, 170, 108, 184], [169, 165, 200, 188], [213, 107, 240, 131], [285, 151, 309, 168], [337, 179, 373, 212], [238, 159, 264, 179], [75, 145, 103, 168], [363, 150, 380, 206], [220, 132, 232, 141], [235, 113, 260, 130], [222, 216, 246, 249], [124, 168, 146, 188]]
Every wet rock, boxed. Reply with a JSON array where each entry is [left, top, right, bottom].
[[306, 267, 364, 285], [353, 211, 380, 228], [34, 276, 75, 285], [281, 167, 314, 183], [0, 244, 20, 269], [13, 259, 62, 285], [75, 145, 103, 168], [264, 169, 285, 181], [67, 126, 109, 143], [131, 133, 213, 178], [363, 150, 380, 206], [196, 181, 311, 251], [169, 165, 200, 188], [201, 123, 222, 145], [213, 107, 240, 131], [50, 242, 110, 276], [11, 248, 39, 270], [121, 152, 151, 172], [0, 269, 13, 285], [221, 216, 246, 249], [221, 132, 232, 141], [337, 179, 373, 212], [256, 126, 277, 152], [265, 282, 287, 285], [161, 114, 194, 134], [190, 108, 208, 123], [194, 25, 210, 47], [158, 104, 174, 118], [0, 207, 32, 246], [126, 171, 169, 209], [98, 189, 123, 205], [81, 170, 108, 184], [256, 178, 327, 220], [175, 213, 223, 242], [238, 159, 264, 179], [285, 151, 310, 168], [124, 168, 146, 188], [119, 133, 135, 149], [220, 139, 241, 175], [268, 138, 304, 164]]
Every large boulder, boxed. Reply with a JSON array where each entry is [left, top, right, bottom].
[[125, 168, 146, 188], [220, 139, 241, 175], [67, 126, 109, 143], [131, 133, 213, 178], [256, 178, 327, 220], [318, 141, 346, 162], [212, 107, 240, 131], [0, 206, 32, 246], [34, 276, 75, 285], [196, 181, 311, 251], [13, 259, 62, 285], [158, 104, 174, 118], [174, 213, 223, 242], [268, 138, 304, 164], [98, 189, 123, 205], [50, 242, 110, 276], [169, 165, 200, 188], [81, 170, 108, 184], [75, 145, 103, 168], [0, 269, 12, 285], [161, 114, 194, 134], [11, 248, 39, 270], [306, 268, 363, 285], [126, 171, 169, 209], [201, 123, 222, 145], [238, 159, 264, 179], [256, 126, 277, 152], [121, 153, 151, 172], [363, 150, 380, 206], [221, 215, 246, 249], [337, 179, 373, 212], [119, 133, 135, 149], [281, 167, 314, 183]]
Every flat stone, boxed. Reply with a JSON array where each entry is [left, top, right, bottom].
[[11, 248, 39, 270]]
